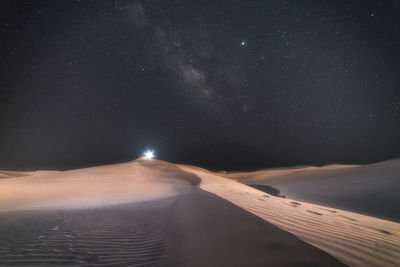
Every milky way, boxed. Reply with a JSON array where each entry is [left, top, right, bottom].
[[0, 0, 399, 170]]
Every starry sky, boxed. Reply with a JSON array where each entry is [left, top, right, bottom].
[[1, 0, 399, 170]]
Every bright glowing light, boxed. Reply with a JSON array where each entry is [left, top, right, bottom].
[[241, 41, 246, 46], [143, 150, 155, 159]]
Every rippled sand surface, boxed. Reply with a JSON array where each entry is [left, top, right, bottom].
[[0, 199, 178, 266]]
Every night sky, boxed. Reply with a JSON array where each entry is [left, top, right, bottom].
[[1, 0, 399, 170]]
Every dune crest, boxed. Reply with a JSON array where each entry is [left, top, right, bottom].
[[0, 160, 195, 211], [179, 165, 400, 267], [221, 164, 359, 182], [223, 159, 400, 221]]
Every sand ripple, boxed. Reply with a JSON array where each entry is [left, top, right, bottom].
[[0, 200, 177, 267]]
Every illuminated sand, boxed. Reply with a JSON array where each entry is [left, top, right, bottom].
[[180, 165, 400, 267], [0, 159, 344, 266], [221, 160, 400, 221], [0, 159, 197, 211]]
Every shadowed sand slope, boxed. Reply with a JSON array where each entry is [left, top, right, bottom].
[[0, 189, 344, 267], [179, 165, 400, 267], [173, 188, 344, 267], [0, 199, 179, 267], [223, 160, 400, 222]]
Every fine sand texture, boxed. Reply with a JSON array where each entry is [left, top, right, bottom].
[[179, 165, 400, 267], [222, 160, 400, 222], [0, 198, 180, 266], [0, 160, 345, 267]]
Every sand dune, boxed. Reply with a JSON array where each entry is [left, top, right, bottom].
[[223, 159, 400, 221], [179, 165, 400, 267], [0, 158, 198, 211], [1, 159, 399, 266], [0, 161, 344, 267]]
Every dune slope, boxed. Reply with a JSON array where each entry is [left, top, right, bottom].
[[179, 165, 400, 267], [0, 159, 199, 211], [223, 160, 400, 221]]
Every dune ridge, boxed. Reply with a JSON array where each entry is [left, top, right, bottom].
[[223, 159, 400, 221], [179, 165, 400, 267], [221, 164, 359, 182], [0, 160, 195, 212]]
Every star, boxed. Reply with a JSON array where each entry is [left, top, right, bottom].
[[241, 41, 246, 46]]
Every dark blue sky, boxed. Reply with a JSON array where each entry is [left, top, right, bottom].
[[1, 0, 399, 170]]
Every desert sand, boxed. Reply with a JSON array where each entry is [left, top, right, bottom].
[[0, 188, 345, 267], [180, 164, 400, 267], [222, 159, 400, 221], [0, 159, 344, 266], [0, 159, 198, 211], [0, 158, 399, 266]]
